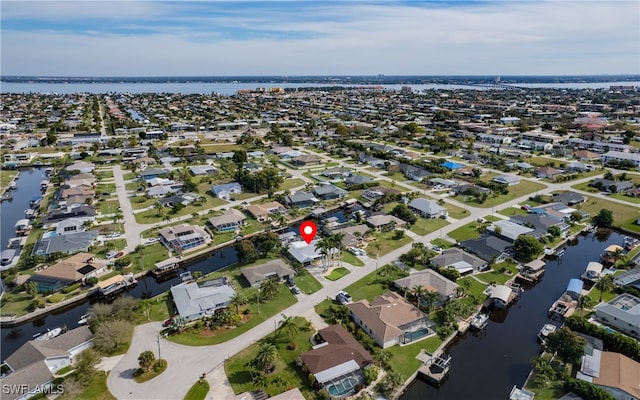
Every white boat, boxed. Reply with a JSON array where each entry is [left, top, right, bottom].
[[1, 249, 16, 266], [537, 323, 557, 345], [470, 313, 489, 330], [33, 327, 63, 341], [7, 181, 17, 191], [78, 314, 91, 326], [25, 209, 36, 219]]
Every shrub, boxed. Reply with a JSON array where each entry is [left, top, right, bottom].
[[61, 283, 80, 294], [288, 341, 297, 350], [47, 293, 65, 303], [153, 359, 167, 373], [86, 277, 99, 286]]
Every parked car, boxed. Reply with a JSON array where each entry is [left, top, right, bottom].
[[431, 245, 442, 253], [336, 291, 352, 304], [114, 251, 124, 259], [348, 247, 366, 256], [286, 277, 295, 287], [106, 250, 118, 260], [290, 285, 301, 294]]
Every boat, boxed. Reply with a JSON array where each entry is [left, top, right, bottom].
[[7, 237, 23, 249], [78, 314, 91, 326], [29, 195, 42, 209], [24, 208, 36, 219], [15, 219, 32, 236], [33, 327, 63, 341], [580, 261, 604, 283], [0, 249, 16, 266], [44, 167, 53, 177], [548, 279, 582, 320], [1, 193, 13, 202], [7, 181, 17, 191], [180, 271, 193, 283], [537, 323, 557, 345], [470, 313, 489, 330]]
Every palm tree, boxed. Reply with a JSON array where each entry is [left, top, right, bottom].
[[424, 291, 441, 313], [316, 236, 333, 271], [331, 232, 345, 267], [251, 372, 270, 391], [595, 275, 614, 302], [229, 293, 247, 315], [259, 278, 280, 300], [255, 342, 278, 373], [412, 285, 425, 309], [577, 295, 595, 312], [277, 314, 298, 340]]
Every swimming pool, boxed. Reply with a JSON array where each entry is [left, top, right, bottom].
[[404, 327, 430, 342], [327, 376, 359, 397]]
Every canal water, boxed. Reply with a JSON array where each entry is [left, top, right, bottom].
[[400, 229, 626, 400]]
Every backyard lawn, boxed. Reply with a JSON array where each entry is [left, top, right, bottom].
[[224, 317, 320, 400], [386, 335, 443, 381], [475, 261, 519, 285]]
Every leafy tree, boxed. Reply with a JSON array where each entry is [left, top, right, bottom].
[[138, 350, 156, 373], [391, 204, 417, 225], [93, 319, 134, 353], [364, 365, 380, 385], [26, 281, 38, 298], [546, 327, 586, 364], [513, 235, 544, 262], [232, 150, 247, 165], [577, 295, 595, 311], [236, 239, 257, 264], [593, 209, 614, 227], [73, 348, 101, 384], [547, 226, 562, 239], [253, 231, 280, 256], [335, 125, 348, 136]]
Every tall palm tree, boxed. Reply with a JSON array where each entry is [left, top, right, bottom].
[[277, 314, 298, 340], [331, 232, 345, 267], [229, 292, 247, 315], [577, 295, 595, 312], [154, 202, 164, 217], [412, 285, 425, 309], [255, 342, 278, 373], [259, 278, 280, 300], [595, 275, 614, 302], [424, 291, 441, 313], [316, 236, 333, 270]]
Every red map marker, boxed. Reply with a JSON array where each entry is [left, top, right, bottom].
[[300, 221, 317, 244]]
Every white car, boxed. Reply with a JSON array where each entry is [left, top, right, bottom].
[[336, 291, 352, 304]]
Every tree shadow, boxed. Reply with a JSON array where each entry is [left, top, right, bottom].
[[119, 368, 138, 379]]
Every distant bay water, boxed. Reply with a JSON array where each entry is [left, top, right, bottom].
[[2, 81, 639, 95]]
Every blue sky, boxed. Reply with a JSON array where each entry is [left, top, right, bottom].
[[1, 1, 639, 76]]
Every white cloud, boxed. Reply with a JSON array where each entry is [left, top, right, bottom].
[[1, 1, 638, 75]]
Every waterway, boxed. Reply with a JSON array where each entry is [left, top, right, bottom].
[[2, 81, 639, 96], [400, 229, 627, 400]]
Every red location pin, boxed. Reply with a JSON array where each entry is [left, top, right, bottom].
[[300, 221, 318, 244]]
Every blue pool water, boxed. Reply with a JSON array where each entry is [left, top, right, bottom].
[[404, 327, 430, 342], [327, 376, 358, 397]]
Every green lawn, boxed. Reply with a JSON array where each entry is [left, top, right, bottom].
[[465, 180, 546, 208], [325, 267, 350, 281], [621, 217, 640, 234], [365, 230, 412, 257], [342, 251, 365, 267], [587, 288, 617, 304], [457, 277, 488, 299], [344, 265, 408, 302], [294, 270, 322, 294], [386, 335, 443, 381], [409, 217, 449, 236], [0, 292, 35, 317], [123, 172, 138, 181], [133, 360, 167, 383], [224, 317, 320, 400], [134, 191, 225, 223], [183, 380, 210, 400], [498, 207, 529, 217], [609, 192, 640, 204], [130, 195, 158, 210], [569, 194, 640, 226], [129, 243, 170, 273], [98, 200, 121, 215], [0, 170, 19, 187], [431, 238, 455, 249], [60, 372, 117, 400], [444, 202, 471, 219], [448, 222, 484, 243], [475, 262, 519, 285]]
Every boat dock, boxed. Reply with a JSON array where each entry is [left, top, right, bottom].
[[97, 274, 137, 297], [516, 259, 546, 284], [149, 257, 181, 278], [417, 351, 452, 385]]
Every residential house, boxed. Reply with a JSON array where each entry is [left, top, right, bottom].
[[577, 343, 640, 400], [269, 146, 293, 156], [510, 214, 570, 235], [241, 259, 295, 287], [285, 191, 319, 208], [430, 248, 489, 275], [158, 224, 211, 252], [399, 163, 431, 181], [245, 201, 285, 222], [312, 184, 348, 201], [531, 202, 582, 222], [506, 162, 534, 171], [534, 166, 564, 179], [208, 209, 248, 232], [488, 220, 537, 242], [565, 161, 591, 172], [286, 240, 325, 267], [408, 198, 447, 219], [347, 291, 435, 348], [345, 174, 373, 186], [492, 175, 521, 186], [600, 151, 640, 168], [59, 184, 94, 200], [590, 179, 634, 194], [322, 167, 351, 179], [573, 150, 600, 161], [362, 186, 401, 201], [42, 206, 96, 227], [32, 230, 99, 257], [55, 218, 86, 236], [459, 235, 513, 263], [210, 182, 242, 199], [139, 168, 168, 180], [594, 293, 640, 340], [170, 281, 235, 321], [428, 178, 460, 189], [365, 214, 407, 231], [65, 161, 95, 174], [291, 154, 322, 166], [0, 327, 93, 400], [300, 325, 373, 396], [329, 224, 369, 248], [189, 165, 218, 176], [64, 173, 96, 188], [29, 252, 107, 292], [157, 194, 197, 208], [146, 177, 175, 187], [394, 269, 461, 305], [552, 191, 585, 206]]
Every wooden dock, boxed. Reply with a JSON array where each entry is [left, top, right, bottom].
[[417, 352, 451, 385]]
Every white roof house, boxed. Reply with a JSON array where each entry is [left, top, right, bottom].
[[286, 240, 328, 266], [594, 293, 640, 340], [488, 220, 535, 242], [170, 282, 236, 321]]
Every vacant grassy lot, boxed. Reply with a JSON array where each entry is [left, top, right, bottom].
[[431, 238, 455, 249], [294, 270, 322, 294], [465, 180, 546, 208], [98, 200, 121, 215], [365, 230, 412, 257], [448, 222, 485, 243], [568, 194, 640, 226], [444, 202, 470, 219], [409, 217, 450, 236]]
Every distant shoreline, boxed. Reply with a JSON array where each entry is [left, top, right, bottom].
[[2, 74, 640, 85]]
